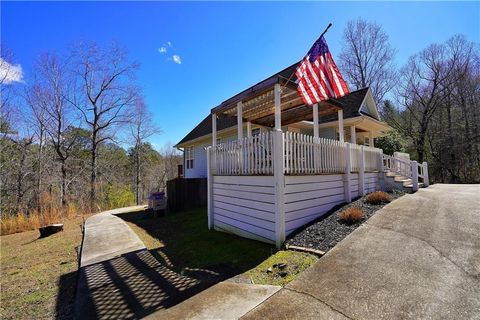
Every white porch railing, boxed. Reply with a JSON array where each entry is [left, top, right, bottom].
[[211, 132, 274, 175], [210, 132, 383, 176], [383, 154, 429, 190]]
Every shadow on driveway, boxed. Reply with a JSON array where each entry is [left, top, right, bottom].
[[73, 249, 208, 319]]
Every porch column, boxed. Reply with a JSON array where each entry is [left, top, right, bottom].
[[237, 102, 243, 140], [246, 121, 252, 138], [313, 103, 319, 140], [209, 112, 217, 231], [338, 109, 344, 143], [212, 113, 217, 147], [369, 131, 374, 147], [273, 83, 285, 249], [274, 84, 282, 130], [350, 125, 356, 144]]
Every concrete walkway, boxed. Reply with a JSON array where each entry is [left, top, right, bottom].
[[74, 206, 204, 319], [79, 206, 147, 267], [74, 206, 280, 319], [242, 184, 480, 319]]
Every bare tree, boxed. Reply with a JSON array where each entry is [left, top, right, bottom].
[[384, 34, 480, 183], [339, 19, 397, 104], [26, 53, 78, 206], [69, 42, 139, 209], [395, 42, 459, 163], [128, 99, 161, 205]]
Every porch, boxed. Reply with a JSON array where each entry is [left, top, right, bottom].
[[206, 75, 427, 248]]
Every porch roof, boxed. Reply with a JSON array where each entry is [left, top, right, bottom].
[[210, 61, 344, 127], [177, 86, 378, 146]]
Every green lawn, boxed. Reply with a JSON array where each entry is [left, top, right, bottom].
[[118, 208, 317, 285]]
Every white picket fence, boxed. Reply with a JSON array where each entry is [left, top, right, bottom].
[[211, 132, 274, 175], [210, 132, 383, 176], [284, 132, 347, 174]]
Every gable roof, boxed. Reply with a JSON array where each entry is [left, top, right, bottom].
[[176, 87, 377, 146], [318, 87, 377, 124]]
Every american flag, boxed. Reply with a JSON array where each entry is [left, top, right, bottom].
[[295, 36, 349, 105]]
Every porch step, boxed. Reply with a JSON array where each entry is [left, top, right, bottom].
[[404, 182, 425, 189], [384, 171, 426, 193]]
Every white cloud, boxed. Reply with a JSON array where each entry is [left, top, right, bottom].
[[0, 58, 24, 84], [158, 47, 167, 53], [167, 41, 172, 48], [172, 55, 182, 64]]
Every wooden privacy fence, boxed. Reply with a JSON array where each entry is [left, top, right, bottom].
[[167, 178, 207, 211], [209, 132, 383, 175]]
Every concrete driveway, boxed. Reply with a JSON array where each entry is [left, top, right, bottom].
[[242, 184, 480, 320]]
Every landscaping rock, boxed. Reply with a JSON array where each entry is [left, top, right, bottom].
[[266, 267, 273, 273], [285, 191, 404, 253], [279, 271, 288, 278], [277, 263, 287, 270]]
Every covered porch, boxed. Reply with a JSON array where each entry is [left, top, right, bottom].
[[205, 66, 426, 248]]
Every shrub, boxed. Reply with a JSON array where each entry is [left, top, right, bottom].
[[103, 185, 135, 209], [338, 208, 365, 224], [365, 191, 392, 205]]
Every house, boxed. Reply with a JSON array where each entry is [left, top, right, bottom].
[[175, 61, 429, 248]]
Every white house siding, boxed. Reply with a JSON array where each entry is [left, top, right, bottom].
[[365, 172, 380, 193], [212, 175, 276, 244], [319, 127, 336, 140], [210, 172, 382, 244], [351, 174, 360, 199], [184, 143, 209, 178], [284, 175, 346, 235]]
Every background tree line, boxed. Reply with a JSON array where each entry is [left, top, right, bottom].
[[1, 42, 181, 222], [339, 19, 480, 184], [1, 19, 479, 226]]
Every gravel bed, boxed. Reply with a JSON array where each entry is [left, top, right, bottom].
[[285, 191, 405, 253]]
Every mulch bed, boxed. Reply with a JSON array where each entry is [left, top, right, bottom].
[[285, 191, 405, 253]]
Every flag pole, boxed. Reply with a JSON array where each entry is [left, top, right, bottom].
[[319, 23, 333, 40], [280, 23, 333, 88]]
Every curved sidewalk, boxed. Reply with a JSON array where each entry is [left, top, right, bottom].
[[74, 206, 204, 319]]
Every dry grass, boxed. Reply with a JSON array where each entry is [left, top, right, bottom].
[[365, 191, 393, 205], [0, 214, 91, 320], [1, 194, 80, 236], [338, 207, 365, 224]]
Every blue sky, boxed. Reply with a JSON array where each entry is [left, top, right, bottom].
[[2, 1, 479, 149]]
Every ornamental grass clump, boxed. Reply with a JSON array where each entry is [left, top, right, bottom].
[[365, 191, 392, 205], [338, 208, 365, 224]]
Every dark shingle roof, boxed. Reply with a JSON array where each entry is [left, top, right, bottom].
[[176, 114, 238, 146], [176, 88, 372, 146], [319, 87, 370, 124]]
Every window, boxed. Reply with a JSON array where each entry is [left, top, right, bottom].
[[251, 128, 261, 136], [185, 146, 194, 169], [364, 137, 371, 146]]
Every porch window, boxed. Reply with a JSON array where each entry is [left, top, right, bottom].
[[186, 146, 194, 169], [251, 128, 261, 136], [364, 136, 371, 146]]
